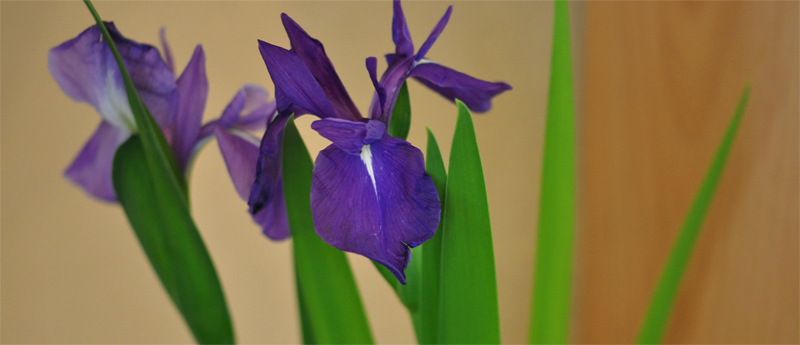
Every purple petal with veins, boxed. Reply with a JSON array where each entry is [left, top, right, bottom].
[[410, 62, 512, 113], [310, 135, 440, 284]]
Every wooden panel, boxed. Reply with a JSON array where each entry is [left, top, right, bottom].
[[576, 2, 798, 343]]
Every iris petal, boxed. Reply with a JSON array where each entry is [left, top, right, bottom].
[[49, 23, 176, 131], [414, 5, 453, 61], [258, 40, 338, 119], [311, 118, 385, 155], [282, 14, 361, 121], [410, 62, 512, 113], [64, 121, 130, 202], [392, 0, 414, 57], [171, 45, 208, 170], [310, 136, 440, 284], [249, 113, 289, 216]]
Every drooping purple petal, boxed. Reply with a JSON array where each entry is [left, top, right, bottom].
[[64, 121, 130, 202], [159, 27, 175, 74], [310, 136, 440, 284], [170, 45, 208, 170], [311, 118, 385, 155], [216, 128, 290, 240], [247, 112, 291, 241], [282, 14, 361, 121], [215, 127, 260, 201], [258, 40, 338, 119], [414, 5, 453, 61], [410, 62, 512, 113], [252, 179, 291, 241], [248, 113, 289, 217], [392, 0, 414, 57]]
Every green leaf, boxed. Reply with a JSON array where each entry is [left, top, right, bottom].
[[295, 265, 316, 345], [414, 128, 448, 344], [637, 85, 751, 344], [529, 0, 575, 343], [439, 101, 500, 344], [281, 116, 374, 344], [85, 2, 232, 343], [389, 81, 411, 140], [113, 136, 233, 344], [83, 1, 186, 193]]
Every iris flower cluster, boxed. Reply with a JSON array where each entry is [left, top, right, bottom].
[[50, 0, 510, 283]]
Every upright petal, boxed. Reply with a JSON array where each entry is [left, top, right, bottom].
[[414, 5, 453, 61], [410, 62, 512, 113], [311, 136, 440, 283], [64, 121, 130, 202], [159, 27, 175, 74], [282, 14, 361, 121], [258, 40, 338, 119], [392, 0, 414, 57], [369, 56, 415, 122], [216, 128, 290, 240], [171, 45, 208, 170]]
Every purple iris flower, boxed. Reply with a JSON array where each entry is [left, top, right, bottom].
[[251, 0, 510, 283], [50, 24, 285, 240]]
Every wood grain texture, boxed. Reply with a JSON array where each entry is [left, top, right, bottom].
[[575, 2, 798, 343]]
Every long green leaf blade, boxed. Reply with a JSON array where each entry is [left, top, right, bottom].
[[281, 116, 374, 344], [389, 81, 412, 140], [415, 128, 448, 344], [85, 2, 233, 343], [439, 101, 500, 344], [113, 136, 233, 344], [295, 265, 316, 344], [637, 85, 751, 344], [83, 0, 186, 193], [529, 0, 575, 343]]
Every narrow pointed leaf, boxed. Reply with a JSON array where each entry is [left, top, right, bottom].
[[439, 100, 500, 344], [529, 1, 575, 343], [389, 81, 411, 140], [113, 136, 233, 344], [85, 2, 233, 343], [637, 85, 751, 344], [416, 128, 447, 344], [295, 265, 316, 345], [281, 116, 374, 344]]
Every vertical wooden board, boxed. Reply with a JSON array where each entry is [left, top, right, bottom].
[[576, 2, 798, 343]]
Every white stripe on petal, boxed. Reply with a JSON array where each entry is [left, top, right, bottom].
[[360, 144, 378, 197]]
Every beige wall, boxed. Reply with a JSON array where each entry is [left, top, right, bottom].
[[1, 1, 549, 343]]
